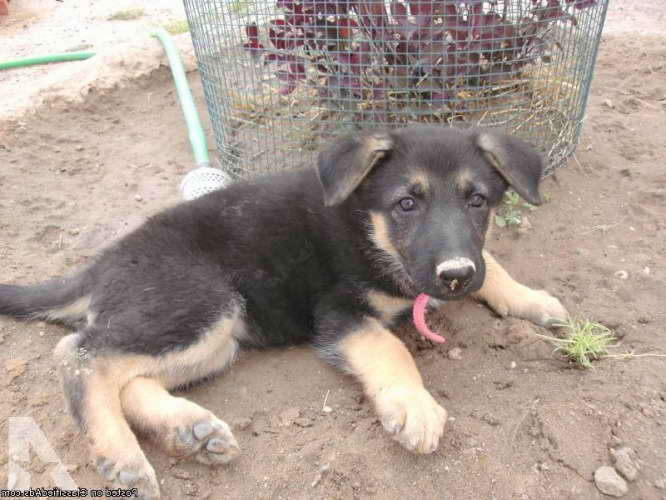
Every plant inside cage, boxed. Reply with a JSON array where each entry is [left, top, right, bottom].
[[240, 0, 597, 126]]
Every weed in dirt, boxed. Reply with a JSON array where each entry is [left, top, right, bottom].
[[495, 190, 535, 228], [163, 19, 190, 35], [536, 318, 615, 369], [107, 8, 145, 21]]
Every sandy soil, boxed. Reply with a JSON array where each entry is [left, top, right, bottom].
[[1, 1, 665, 499]]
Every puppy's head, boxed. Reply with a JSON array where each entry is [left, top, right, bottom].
[[316, 125, 544, 300]]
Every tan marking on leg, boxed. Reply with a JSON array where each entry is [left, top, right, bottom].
[[155, 307, 243, 388], [474, 250, 568, 327], [45, 295, 91, 322], [121, 377, 239, 465], [55, 306, 244, 496], [339, 317, 447, 454], [116, 309, 243, 465], [340, 317, 422, 394], [366, 289, 412, 325], [96, 306, 244, 389], [55, 341, 159, 498]]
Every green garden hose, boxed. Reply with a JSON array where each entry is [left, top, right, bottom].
[[151, 28, 209, 168], [3, 31, 224, 200], [0, 52, 95, 71]]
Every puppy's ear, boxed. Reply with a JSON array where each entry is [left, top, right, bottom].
[[476, 131, 544, 206], [317, 131, 393, 206]]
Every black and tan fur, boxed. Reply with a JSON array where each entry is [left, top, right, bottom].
[[0, 126, 567, 498]]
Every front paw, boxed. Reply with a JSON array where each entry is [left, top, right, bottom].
[[374, 385, 447, 454], [486, 286, 568, 328]]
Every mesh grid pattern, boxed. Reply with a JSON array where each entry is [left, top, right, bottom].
[[183, 0, 608, 178]]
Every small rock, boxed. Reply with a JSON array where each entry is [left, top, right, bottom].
[[279, 407, 301, 427], [517, 216, 533, 234], [614, 270, 629, 280], [506, 320, 534, 344], [311, 463, 330, 487], [75, 145, 84, 152], [69, 228, 80, 236], [171, 468, 192, 480], [134, 195, 143, 202], [5, 359, 27, 383], [448, 347, 463, 360], [251, 413, 271, 436], [294, 417, 314, 428], [603, 99, 614, 109], [510, 361, 517, 370], [611, 447, 639, 481], [594, 465, 628, 497], [322, 406, 333, 414], [232, 417, 252, 431], [653, 478, 665, 490], [482, 413, 501, 426], [484, 330, 508, 349], [181, 481, 199, 496]]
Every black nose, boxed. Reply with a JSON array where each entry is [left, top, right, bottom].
[[437, 259, 475, 291]]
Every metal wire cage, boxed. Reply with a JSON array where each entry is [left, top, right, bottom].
[[183, 0, 608, 177]]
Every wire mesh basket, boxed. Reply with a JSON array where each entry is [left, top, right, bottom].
[[183, 0, 608, 178]]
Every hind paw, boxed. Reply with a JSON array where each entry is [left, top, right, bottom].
[[162, 409, 240, 465], [96, 455, 160, 500]]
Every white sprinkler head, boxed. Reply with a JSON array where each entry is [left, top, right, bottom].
[[180, 165, 231, 201]]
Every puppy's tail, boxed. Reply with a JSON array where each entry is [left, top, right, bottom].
[[0, 271, 92, 324]]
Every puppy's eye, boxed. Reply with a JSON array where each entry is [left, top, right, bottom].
[[468, 193, 486, 208], [398, 197, 417, 211]]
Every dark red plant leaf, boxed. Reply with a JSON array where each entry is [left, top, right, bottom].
[[356, 0, 388, 30], [269, 28, 286, 50], [289, 61, 307, 80], [408, 0, 433, 27], [335, 17, 358, 38], [443, 9, 469, 41], [245, 23, 260, 43], [242, 41, 264, 54], [264, 53, 286, 64]]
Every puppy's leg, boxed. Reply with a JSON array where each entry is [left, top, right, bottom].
[[120, 309, 243, 466], [121, 378, 239, 465], [54, 333, 159, 500], [474, 250, 568, 327], [318, 316, 447, 454]]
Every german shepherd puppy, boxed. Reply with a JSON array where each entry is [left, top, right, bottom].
[[0, 126, 567, 498]]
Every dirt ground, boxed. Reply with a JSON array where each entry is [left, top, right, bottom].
[[1, 1, 665, 499]]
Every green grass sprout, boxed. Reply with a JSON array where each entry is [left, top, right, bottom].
[[535, 317, 615, 368]]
